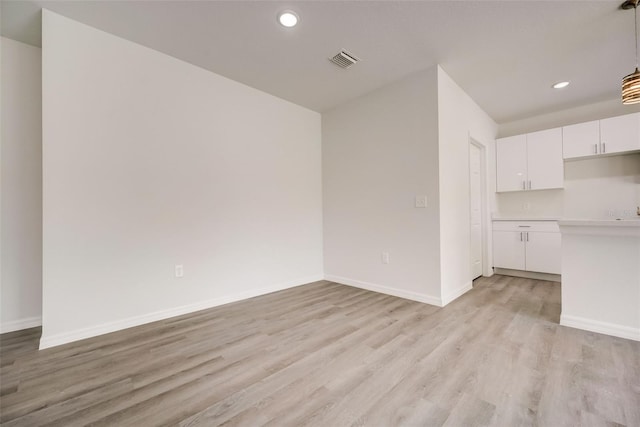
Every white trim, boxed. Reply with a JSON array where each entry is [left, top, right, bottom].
[[469, 137, 489, 278], [441, 281, 473, 306], [324, 274, 442, 307], [39, 274, 324, 350], [0, 316, 42, 334], [560, 314, 640, 342], [494, 268, 561, 283]]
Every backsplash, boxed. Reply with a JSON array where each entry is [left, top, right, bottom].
[[564, 153, 640, 219], [495, 189, 564, 217], [494, 153, 640, 219]]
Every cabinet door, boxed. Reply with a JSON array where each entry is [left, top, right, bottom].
[[527, 128, 563, 190], [496, 135, 527, 192], [600, 113, 640, 154], [563, 120, 600, 159], [525, 232, 561, 274], [493, 231, 525, 270]]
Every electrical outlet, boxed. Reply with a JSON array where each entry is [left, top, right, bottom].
[[415, 195, 427, 208], [381, 252, 390, 264], [175, 264, 184, 278]]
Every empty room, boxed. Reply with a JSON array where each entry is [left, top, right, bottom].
[[1, 1, 639, 426]]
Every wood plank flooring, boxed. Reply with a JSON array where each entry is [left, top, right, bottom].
[[1, 275, 639, 426]]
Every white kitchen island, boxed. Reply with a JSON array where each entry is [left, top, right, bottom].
[[558, 219, 640, 341]]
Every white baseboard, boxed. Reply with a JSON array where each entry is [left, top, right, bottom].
[[324, 274, 442, 307], [560, 314, 640, 342], [494, 268, 561, 283], [0, 316, 42, 334], [441, 281, 473, 306], [39, 274, 324, 350]]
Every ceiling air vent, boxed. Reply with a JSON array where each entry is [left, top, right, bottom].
[[329, 50, 360, 69]]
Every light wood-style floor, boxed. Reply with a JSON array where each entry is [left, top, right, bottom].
[[1, 275, 639, 426]]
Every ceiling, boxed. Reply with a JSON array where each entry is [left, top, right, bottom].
[[1, 0, 636, 123]]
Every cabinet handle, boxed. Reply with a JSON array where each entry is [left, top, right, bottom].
[[594, 143, 598, 154], [528, 180, 532, 190], [602, 142, 606, 153], [520, 232, 523, 241], [522, 181, 526, 190], [526, 232, 529, 241]]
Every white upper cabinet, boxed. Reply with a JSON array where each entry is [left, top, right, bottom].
[[498, 112, 639, 192], [563, 120, 600, 159], [562, 113, 640, 160], [527, 128, 564, 191], [496, 129, 563, 193], [496, 135, 527, 192], [600, 113, 640, 155]]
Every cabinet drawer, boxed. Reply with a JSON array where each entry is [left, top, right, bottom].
[[492, 221, 559, 233]]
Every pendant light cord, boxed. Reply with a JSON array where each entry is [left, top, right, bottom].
[[635, 3, 638, 68]]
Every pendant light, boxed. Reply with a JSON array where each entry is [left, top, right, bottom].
[[622, 0, 640, 104]]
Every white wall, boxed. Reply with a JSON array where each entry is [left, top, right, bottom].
[[495, 190, 565, 218], [496, 100, 640, 220], [436, 66, 498, 302], [561, 229, 640, 341], [564, 154, 640, 219], [1, 37, 43, 333], [41, 11, 323, 348], [322, 67, 443, 304], [498, 98, 640, 139]]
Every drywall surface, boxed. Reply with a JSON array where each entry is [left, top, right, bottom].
[[41, 11, 323, 348], [561, 230, 639, 341], [495, 189, 565, 218], [498, 98, 640, 138], [564, 154, 640, 219], [437, 66, 498, 303], [322, 67, 442, 304], [1, 37, 43, 333]]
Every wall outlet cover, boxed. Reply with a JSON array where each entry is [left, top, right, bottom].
[[175, 264, 184, 278], [415, 196, 427, 208]]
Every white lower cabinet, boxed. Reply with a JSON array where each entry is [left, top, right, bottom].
[[492, 231, 525, 270], [492, 221, 561, 275]]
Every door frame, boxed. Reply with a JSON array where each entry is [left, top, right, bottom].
[[469, 137, 489, 278]]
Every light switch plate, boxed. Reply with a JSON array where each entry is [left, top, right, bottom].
[[415, 195, 427, 208]]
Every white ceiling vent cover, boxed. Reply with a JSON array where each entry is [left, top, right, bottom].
[[329, 50, 360, 69]]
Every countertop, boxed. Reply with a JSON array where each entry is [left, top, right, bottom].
[[558, 218, 640, 237], [492, 216, 560, 221], [558, 218, 640, 227]]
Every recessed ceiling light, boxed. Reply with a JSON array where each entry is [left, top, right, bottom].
[[552, 81, 570, 89], [278, 10, 299, 28]]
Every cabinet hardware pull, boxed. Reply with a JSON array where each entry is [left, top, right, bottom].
[[602, 142, 606, 153], [526, 232, 529, 241], [594, 143, 598, 154], [520, 232, 523, 241], [518, 225, 531, 228], [522, 181, 526, 190], [528, 180, 531, 190]]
